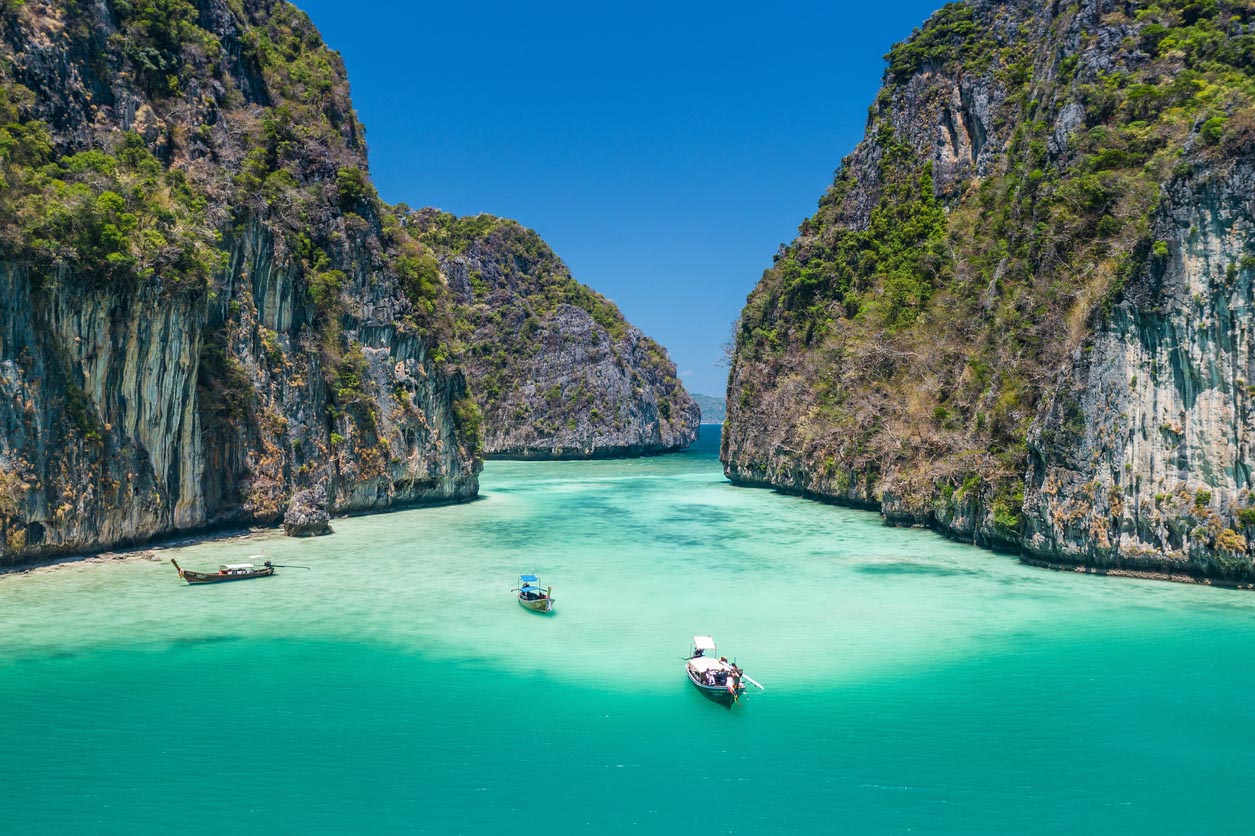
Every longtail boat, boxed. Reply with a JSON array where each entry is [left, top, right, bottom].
[[514, 574, 554, 613], [684, 636, 763, 707], [171, 558, 275, 585]]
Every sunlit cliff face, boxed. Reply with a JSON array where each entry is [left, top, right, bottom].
[[724, 0, 1255, 583]]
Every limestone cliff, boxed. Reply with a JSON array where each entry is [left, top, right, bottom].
[[0, 0, 479, 564], [724, 0, 1255, 582], [1024, 160, 1255, 581], [407, 210, 698, 459]]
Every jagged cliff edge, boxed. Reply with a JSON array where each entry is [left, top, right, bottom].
[[0, 0, 480, 565], [407, 209, 699, 459], [724, 0, 1255, 584]]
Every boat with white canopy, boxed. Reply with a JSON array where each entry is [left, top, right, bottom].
[[684, 636, 762, 706], [171, 558, 274, 584]]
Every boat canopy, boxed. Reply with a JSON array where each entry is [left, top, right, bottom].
[[693, 635, 717, 652], [519, 574, 539, 582], [221, 563, 255, 571]]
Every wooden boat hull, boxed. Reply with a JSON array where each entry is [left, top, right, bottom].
[[181, 570, 274, 584], [517, 595, 554, 613], [172, 559, 275, 585]]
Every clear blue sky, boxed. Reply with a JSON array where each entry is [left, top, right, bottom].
[[296, 0, 946, 396]]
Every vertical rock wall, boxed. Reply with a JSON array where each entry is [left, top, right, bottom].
[[0, 0, 479, 565], [412, 211, 699, 459], [1025, 164, 1255, 581], [722, 0, 1255, 583]]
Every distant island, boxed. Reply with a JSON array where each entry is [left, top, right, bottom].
[[407, 209, 697, 459], [691, 394, 726, 424]]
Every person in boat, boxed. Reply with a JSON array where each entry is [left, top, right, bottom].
[[693, 647, 704, 658]]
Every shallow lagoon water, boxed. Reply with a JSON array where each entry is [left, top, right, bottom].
[[3, 426, 1254, 834]]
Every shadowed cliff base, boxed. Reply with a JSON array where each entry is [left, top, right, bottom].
[[724, 472, 1255, 589], [0, 488, 487, 572], [722, 472, 881, 513], [0, 485, 482, 570], [1019, 556, 1255, 590]]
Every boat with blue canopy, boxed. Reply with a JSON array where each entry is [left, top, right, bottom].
[[514, 574, 554, 613]]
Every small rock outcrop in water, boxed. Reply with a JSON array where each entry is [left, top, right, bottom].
[[407, 210, 699, 458], [724, 0, 1255, 584], [283, 486, 332, 537], [0, 0, 479, 566]]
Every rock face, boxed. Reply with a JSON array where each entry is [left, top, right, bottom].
[[0, 0, 479, 565], [1024, 161, 1255, 581], [283, 485, 331, 537], [408, 210, 699, 459], [724, 0, 1255, 582]]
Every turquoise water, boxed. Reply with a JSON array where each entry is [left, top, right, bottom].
[[3, 426, 1255, 834]]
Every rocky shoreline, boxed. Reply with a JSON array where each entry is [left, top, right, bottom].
[[0, 486, 487, 574], [727, 473, 1255, 591], [1018, 556, 1255, 591]]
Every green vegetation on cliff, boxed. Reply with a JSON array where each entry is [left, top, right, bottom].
[[727, 0, 1255, 547], [412, 210, 630, 343], [406, 209, 697, 457], [0, 96, 220, 291], [111, 0, 220, 97], [413, 211, 598, 417], [745, 126, 950, 343], [0, 0, 479, 564], [885, 3, 999, 82]]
